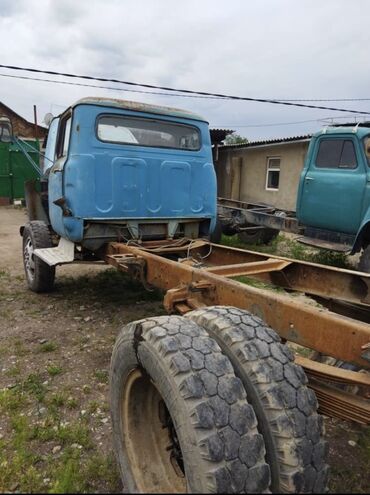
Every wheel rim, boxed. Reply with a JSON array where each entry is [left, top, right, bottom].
[[120, 369, 186, 493], [24, 237, 35, 281]]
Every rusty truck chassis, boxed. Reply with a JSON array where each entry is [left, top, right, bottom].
[[99, 237, 370, 425], [217, 197, 358, 250]]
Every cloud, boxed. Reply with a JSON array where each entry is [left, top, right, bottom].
[[0, 0, 25, 18], [0, 0, 369, 139]]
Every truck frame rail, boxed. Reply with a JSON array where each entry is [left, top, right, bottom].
[[218, 196, 301, 233], [103, 238, 370, 425]]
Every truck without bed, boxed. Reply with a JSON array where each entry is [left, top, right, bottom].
[[217, 123, 370, 271], [9, 97, 369, 493]]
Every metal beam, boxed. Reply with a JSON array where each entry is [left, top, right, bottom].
[[105, 242, 370, 368], [194, 243, 370, 307], [205, 258, 291, 276]]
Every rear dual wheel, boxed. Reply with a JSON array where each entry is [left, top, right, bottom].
[[186, 307, 329, 493], [110, 315, 270, 493], [110, 309, 328, 493]]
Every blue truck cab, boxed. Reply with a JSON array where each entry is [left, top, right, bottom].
[[42, 97, 217, 250], [296, 123, 370, 264]]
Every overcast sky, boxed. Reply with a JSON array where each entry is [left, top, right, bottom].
[[0, 0, 369, 140]]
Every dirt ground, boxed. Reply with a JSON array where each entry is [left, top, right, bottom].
[[0, 206, 369, 493]]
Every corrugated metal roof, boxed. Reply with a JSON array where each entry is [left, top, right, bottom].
[[220, 134, 311, 149], [210, 128, 234, 144]]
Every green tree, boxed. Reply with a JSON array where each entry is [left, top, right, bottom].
[[223, 133, 248, 145]]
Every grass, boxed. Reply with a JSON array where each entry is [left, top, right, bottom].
[[49, 392, 67, 408], [48, 450, 119, 493], [47, 364, 63, 376], [39, 341, 58, 353], [0, 409, 119, 493], [0, 374, 120, 493], [6, 365, 21, 377], [0, 387, 27, 412], [221, 233, 351, 268], [66, 397, 78, 410], [82, 385, 92, 395], [14, 339, 29, 357], [94, 369, 109, 384], [23, 373, 47, 403]]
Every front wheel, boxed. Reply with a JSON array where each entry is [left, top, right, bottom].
[[110, 315, 271, 493], [238, 226, 279, 245], [22, 221, 55, 292]]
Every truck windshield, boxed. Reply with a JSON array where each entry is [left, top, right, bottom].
[[97, 115, 201, 151]]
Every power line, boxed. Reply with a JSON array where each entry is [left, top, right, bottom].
[[213, 115, 366, 128], [1, 71, 363, 130], [0, 73, 226, 100], [2, 72, 369, 104], [272, 98, 370, 102], [0, 63, 369, 115]]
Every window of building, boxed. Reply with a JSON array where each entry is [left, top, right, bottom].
[[316, 139, 357, 169], [265, 157, 280, 190]]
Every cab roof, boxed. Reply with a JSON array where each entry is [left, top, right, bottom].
[[70, 97, 208, 123], [314, 123, 370, 139]]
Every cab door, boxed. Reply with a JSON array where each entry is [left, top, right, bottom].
[[48, 114, 71, 237], [298, 136, 366, 234]]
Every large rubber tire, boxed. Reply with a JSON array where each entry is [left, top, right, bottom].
[[238, 226, 279, 245], [186, 307, 329, 493], [110, 315, 270, 493], [221, 224, 237, 236], [22, 221, 55, 292], [358, 245, 370, 272]]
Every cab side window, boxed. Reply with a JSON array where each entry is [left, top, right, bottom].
[[56, 115, 72, 159], [43, 118, 60, 172], [364, 137, 370, 167], [316, 139, 357, 169]]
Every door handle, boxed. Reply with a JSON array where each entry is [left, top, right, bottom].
[[305, 176, 314, 181]]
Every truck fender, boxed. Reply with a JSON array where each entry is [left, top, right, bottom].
[[352, 211, 370, 254]]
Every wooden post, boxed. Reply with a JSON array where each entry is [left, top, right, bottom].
[[33, 105, 38, 140]]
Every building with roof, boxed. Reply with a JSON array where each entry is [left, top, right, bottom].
[[214, 134, 311, 211], [0, 102, 47, 204], [0, 102, 47, 139]]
